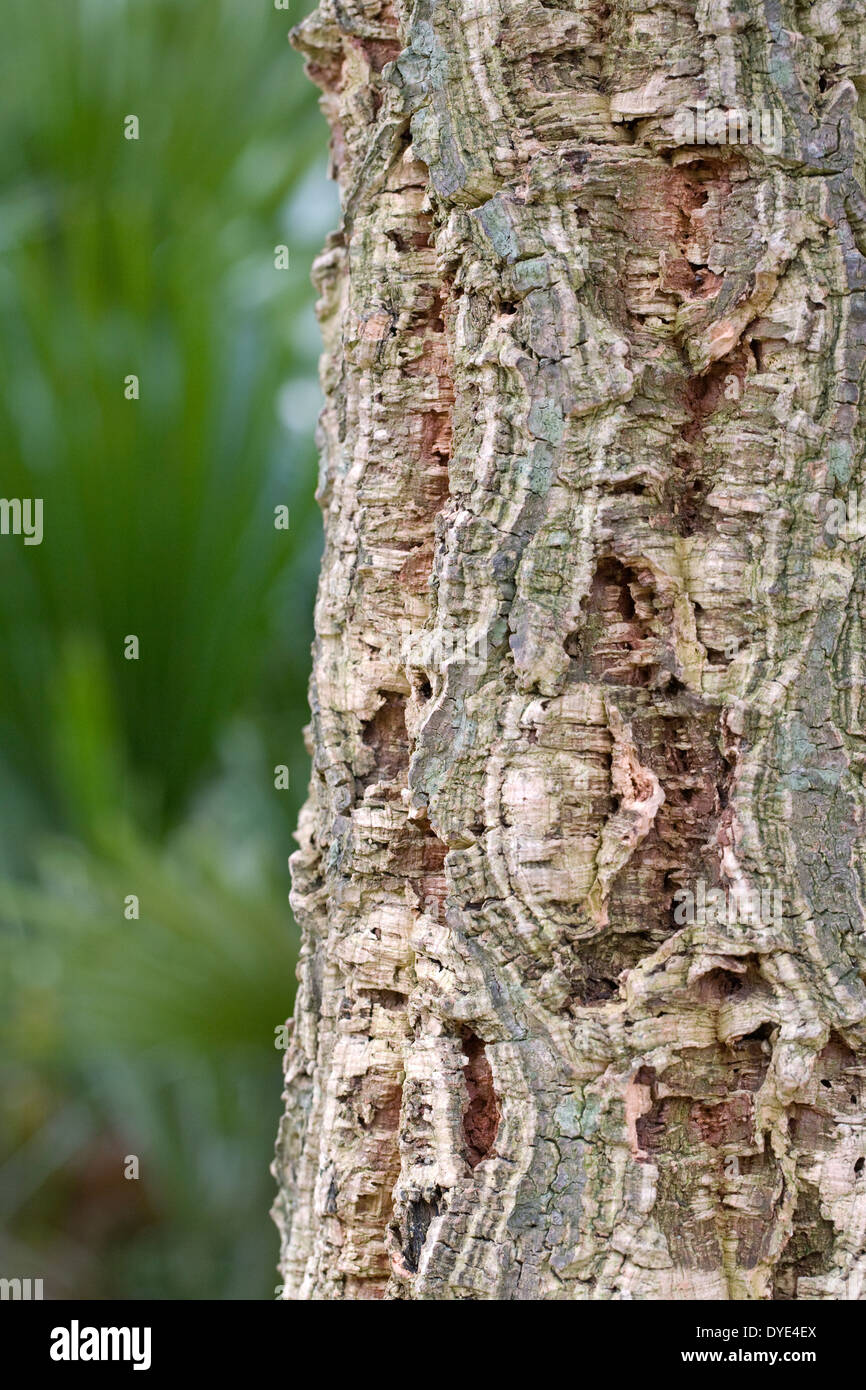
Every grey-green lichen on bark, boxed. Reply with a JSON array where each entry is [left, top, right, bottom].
[[273, 0, 866, 1299]]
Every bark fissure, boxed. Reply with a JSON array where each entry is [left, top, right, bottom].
[[462, 1032, 501, 1168]]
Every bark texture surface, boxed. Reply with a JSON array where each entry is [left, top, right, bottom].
[[273, 0, 866, 1299]]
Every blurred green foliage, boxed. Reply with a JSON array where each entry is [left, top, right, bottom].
[[0, 0, 334, 1297]]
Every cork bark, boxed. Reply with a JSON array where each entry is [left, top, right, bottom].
[[273, 0, 866, 1300]]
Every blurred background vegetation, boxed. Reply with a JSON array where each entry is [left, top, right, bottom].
[[0, 0, 334, 1298]]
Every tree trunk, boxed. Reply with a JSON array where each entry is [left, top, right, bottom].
[[273, 0, 866, 1300]]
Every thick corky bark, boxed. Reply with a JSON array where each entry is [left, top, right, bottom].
[[273, 0, 866, 1299]]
